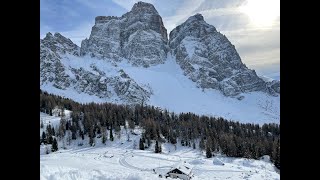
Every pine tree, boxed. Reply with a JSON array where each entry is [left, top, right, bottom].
[[139, 138, 145, 150], [110, 128, 114, 141], [199, 138, 205, 151], [48, 136, 53, 144], [193, 142, 196, 149], [66, 131, 71, 146], [52, 127, 55, 136], [42, 131, 47, 144], [80, 130, 84, 140], [128, 119, 135, 130], [206, 138, 213, 158], [89, 136, 95, 146], [72, 131, 77, 140], [46, 124, 52, 136], [155, 141, 159, 153], [51, 138, 58, 152], [40, 120, 44, 128], [147, 137, 151, 147], [206, 145, 212, 158], [101, 127, 107, 144], [274, 139, 280, 169], [59, 115, 67, 138], [102, 133, 106, 144], [181, 139, 185, 146]]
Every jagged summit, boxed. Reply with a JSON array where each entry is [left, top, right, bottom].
[[44, 32, 53, 38], [187, 13, 204, 22], [169, 15, 279, 97], [129, 1, 159, 15], [95, 16, 119, 24], [80, 1, 168, 66], [41, 32, 80, 56], [169, 13, 217, 46]]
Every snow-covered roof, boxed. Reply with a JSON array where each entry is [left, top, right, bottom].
[[169, 161, 193, 175]]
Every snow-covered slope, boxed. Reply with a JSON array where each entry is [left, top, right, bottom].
[[41, 53, 279, 124], [40, 112, 280, 180]]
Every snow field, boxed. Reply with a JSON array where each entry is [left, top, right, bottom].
[[40, 113, 279, 180]]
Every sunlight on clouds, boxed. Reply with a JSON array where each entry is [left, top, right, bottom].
[[222, 27, 279, 74], [239, 0, 280, 28]]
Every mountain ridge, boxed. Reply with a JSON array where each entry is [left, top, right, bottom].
[[40, 1, 280, 123]]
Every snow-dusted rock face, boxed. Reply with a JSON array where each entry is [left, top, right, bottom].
[[267, 80, 280, 94], [80, 1, 169, 67], [42, 32, 80, 56], [69, 67, 151, 104], [169, 14, 279, 97], [40, 33, 151, 104], [40, 33, 76, 90]]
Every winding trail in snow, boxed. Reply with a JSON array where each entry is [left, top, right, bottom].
[[118, 151, 180, 172]]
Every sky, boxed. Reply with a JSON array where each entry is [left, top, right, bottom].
[[40, 0, 280, 80]]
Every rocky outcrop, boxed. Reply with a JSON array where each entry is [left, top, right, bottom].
[[80, 1, 169, 67], [70, 67, 151, 104], [169, 14, 279, 97], [42, 32, 80, 56], [40, 33, 75, 89], [40, 32, 152, 104]]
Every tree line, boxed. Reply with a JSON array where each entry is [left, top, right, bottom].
[[40, 89, 280, 169]]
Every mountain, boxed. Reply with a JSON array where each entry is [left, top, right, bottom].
[[169, 14, 279, 97], [40, 32, 152, 104], [40, 1, 280, 123], [80, 1, 169, 67]]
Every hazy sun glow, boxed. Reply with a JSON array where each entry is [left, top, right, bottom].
[[239, 0, 280, 27]]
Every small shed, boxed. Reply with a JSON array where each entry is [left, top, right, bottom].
[[165, 162, 193, 180]]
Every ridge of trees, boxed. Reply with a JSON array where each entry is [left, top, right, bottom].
[[40, 89, 280, 169]]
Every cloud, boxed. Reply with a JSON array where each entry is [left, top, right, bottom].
[[222, 27, 279, 72]]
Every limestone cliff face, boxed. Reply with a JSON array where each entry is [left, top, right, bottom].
[[80, 1, 169, 67], [169, 14, 279, 97]]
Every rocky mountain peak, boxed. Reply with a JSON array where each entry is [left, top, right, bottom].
[[95, 16, 119, 24], [130, 1, 159, 15], [169, 14, 217, 43], [187, 13, 204, 22], [80, 1, 168, 67], [169, 15, 279, 97], [41, 32, 80, 56], [44, 32, 53, 39]]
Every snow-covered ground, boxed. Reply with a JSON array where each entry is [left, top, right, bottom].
[[41, 54, 280, 125], [40, 113, 280, 180]]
